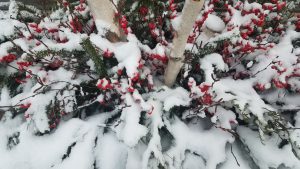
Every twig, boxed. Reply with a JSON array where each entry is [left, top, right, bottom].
[[251, 56, 279, 77], [231, 144, 241, 167]]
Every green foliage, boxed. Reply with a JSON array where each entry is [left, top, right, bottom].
[[0, 72, 24, 96], [81, 38, 107, 77]]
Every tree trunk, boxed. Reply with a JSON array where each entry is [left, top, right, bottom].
[[87, 0, 121, 41], [164, 0, 205, 87]]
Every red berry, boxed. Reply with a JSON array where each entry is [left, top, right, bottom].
[[148, 22, 156, 30], [20, 103, 31, 109], [1, 54, 16, 63], [103, 49, 113, 58], [273, 79, 287, 88], [49, 59, 63, 69], [276, 1, 286, 11], [255, 83, 265, 91], [117, 69, 123, 76], [127, 87, 135, 93], [48, 28, 58, 33], [199, 84, 211, 93], [202, 93, 213, 105], [97, 78, 113, 90], [139, 6, 148, 16], [131, 73, 140, 82]]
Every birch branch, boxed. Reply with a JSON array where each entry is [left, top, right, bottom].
[[164, 0, 205, 87]]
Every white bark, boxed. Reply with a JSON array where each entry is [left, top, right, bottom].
[[87, 0, 121, 37], [164, 0, 205, 87]]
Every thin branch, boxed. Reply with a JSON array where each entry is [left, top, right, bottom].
[[231, 145, 241, 167]]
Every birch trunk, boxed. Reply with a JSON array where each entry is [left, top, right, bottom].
[[87, 0, 121, 41], [164, 0, 205, 87]]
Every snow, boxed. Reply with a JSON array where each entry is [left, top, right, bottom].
[[94, 20, 113, 36], [90, 34, 141, 78], [210, 106, 236, 129], [95, 133, 127, 169], [261, 89, 300, 110], [126, 146, 144, 169], [10, 68, 81, 133], [200, 53, 228, 83], [0, 41, 13, 58], [141, 100, 165, 169], [238, 126, 300, 169], [205, 14, 225, 32], [115, 94, 148, 147], [0, 20, 15, 41], [219, 142, 253, 169], [0, 83, 248, 169], [150, 86, 191, 111], [0, 87, 11, 111], [165, 117, 235, 169], [182, 152, 206, 169], [289, 112, 300, 160], [246, 61, 254, 68], [0, 118, 98, 169], [251, 30, 300, 85], [0, 0, 300, 169], [8, 0, 18, 19], [114, 41, 141, 78], [34, 29, 87, 52], [213, 78, 274, 125]]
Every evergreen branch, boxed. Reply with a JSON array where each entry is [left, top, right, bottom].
[[81, 38, 107, 77]]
